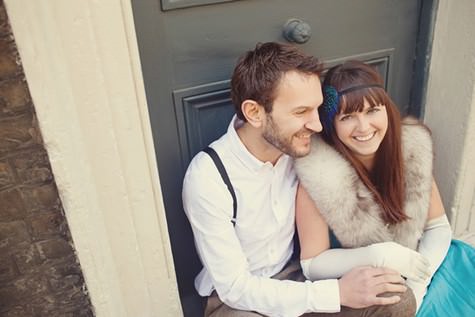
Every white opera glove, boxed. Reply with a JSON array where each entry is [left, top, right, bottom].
[[301, 241, 430, 282], [405, 279, 427, 312], [406, 214, 452, 311]]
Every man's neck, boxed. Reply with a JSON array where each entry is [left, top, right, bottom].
[[236, 123, 283, 165]]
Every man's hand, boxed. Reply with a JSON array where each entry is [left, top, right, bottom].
[[338, 266, 407, 309]]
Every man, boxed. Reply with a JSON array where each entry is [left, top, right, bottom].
[[182, 42, 415, 316]]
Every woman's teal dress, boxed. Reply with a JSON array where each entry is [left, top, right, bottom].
[[417, 239, 475, 316], [329, 231, 475, 316]]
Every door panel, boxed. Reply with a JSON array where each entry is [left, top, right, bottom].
[[161, 0, 237, 11], [131, 0, 422, 310], [173, 80, 233, 166]]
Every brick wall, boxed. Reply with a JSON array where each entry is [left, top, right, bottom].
[[0, 1, 94, 316]]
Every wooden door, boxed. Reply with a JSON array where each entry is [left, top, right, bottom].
[[131, 0, 427, 313]]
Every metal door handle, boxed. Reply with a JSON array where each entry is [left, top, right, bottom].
[[283, 19, 311, 44]]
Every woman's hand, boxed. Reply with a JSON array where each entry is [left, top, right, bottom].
[[368, 241, 431, 282]]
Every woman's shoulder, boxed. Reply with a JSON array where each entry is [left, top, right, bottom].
[[401, 116, 432, 136], [400, 116, 433, 177], [401, 116, 432, 150]]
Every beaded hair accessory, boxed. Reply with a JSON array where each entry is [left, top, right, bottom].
[[321, 83, 384, 136]]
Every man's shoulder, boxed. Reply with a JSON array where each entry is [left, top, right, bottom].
[[182, 136, 235, 219], [184, 135, 231, 183], [184, 149, 217, 182]]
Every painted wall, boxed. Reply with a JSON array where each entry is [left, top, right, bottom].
[[424, 0, 475, 238], [4, 0, 475, 315], [0, 1, 93, 315], [4, 0, 182, 316]]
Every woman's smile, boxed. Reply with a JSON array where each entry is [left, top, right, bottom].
[[352, 131, 377, 142]]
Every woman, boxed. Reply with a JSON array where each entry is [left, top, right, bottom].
[[294, 60, 475, 316]]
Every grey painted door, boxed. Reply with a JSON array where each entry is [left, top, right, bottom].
[[131, 0, 425, 312]]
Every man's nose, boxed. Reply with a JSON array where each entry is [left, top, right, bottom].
[[305, 110, 323, 133]]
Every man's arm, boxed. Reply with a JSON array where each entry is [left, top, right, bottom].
[[183, 153, 340, 316]]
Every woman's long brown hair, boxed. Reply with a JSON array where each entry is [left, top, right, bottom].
[[321, 61, 408, 224]]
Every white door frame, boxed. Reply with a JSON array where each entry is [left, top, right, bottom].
[[5, 0, 182, 316]]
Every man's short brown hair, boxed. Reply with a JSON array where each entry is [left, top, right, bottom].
[[230, 42, 322, 121]]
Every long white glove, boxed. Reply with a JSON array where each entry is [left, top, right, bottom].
[[301, 241, 431, 282], [406, 214, 452, 311]]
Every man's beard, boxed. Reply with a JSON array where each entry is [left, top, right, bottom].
[[262, 114, 310, 158]]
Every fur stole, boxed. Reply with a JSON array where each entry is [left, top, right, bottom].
[[294, 121, 433, 250]]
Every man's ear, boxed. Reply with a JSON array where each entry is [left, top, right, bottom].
[[241, 99, 265, 128]]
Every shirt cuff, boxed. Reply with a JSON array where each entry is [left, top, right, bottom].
[[308, 279, 341, 313]]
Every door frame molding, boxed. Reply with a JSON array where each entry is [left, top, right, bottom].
[[423, 0, 475, 237], [409, 0, 439, 118], [4, 0, 182, 316]]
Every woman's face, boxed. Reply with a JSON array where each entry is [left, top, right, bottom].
[[334, 98, 388, 168]]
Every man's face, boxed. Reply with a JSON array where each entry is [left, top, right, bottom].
[[262, 71, 323, 158]]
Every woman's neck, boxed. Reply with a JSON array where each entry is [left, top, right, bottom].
[[355, 154, 375, 171]]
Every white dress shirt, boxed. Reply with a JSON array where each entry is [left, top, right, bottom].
[[182, 117, 340, 317]]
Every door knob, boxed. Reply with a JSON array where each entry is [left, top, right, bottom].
[[283, 19, 311, 44]]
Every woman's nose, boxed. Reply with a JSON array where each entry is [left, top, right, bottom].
[[356, 116, 370, 131]]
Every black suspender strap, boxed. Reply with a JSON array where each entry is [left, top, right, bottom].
[[203, 147, 237, 226]]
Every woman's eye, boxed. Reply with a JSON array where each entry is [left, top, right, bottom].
[[368, 107, 381, 114], [339, 115, 352, 121]]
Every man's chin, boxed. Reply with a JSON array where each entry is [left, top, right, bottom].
[[294, 152, 310, 158], [289, 147, 311, 158]]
